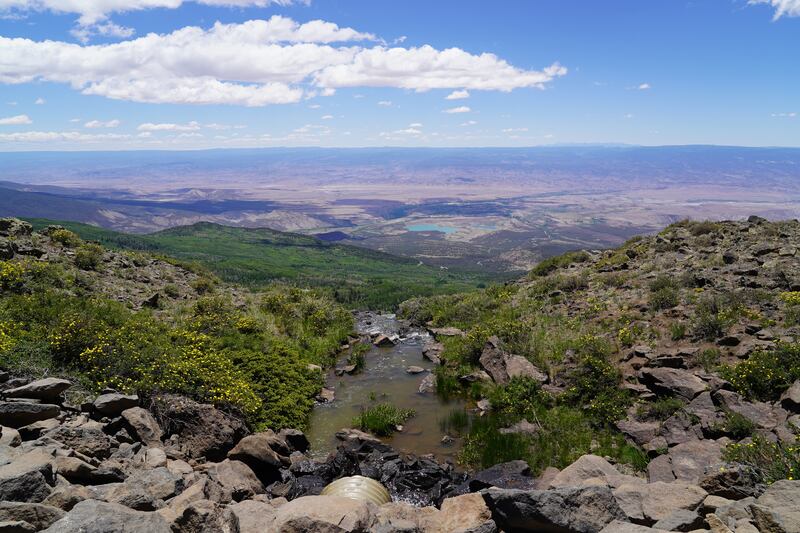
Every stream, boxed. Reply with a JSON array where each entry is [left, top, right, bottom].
[[306, 312, 469, 462]]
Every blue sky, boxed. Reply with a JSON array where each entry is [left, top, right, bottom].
[[0, 0, 797, 150]]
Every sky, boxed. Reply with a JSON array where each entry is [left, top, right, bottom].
[[0, 0, 798, 150]]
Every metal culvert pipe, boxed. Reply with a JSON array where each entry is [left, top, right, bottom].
[[321, 475, 391, 505]]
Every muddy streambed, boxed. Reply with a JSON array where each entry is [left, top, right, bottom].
[[306, 312, 469, 462]]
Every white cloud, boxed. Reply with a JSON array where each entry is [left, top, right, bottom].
[[460, 120, 477, 126], [34, 97, 45, 104], [772, 112, 797, 117], [308, 104, 321, 109], [637, 83, 651, 90], [137, 121, 201, 131], [71, 21, 135, 43], [321, 114, 333, 119], [408, 122, 422, 128], [625, 113, 635, 119], [84, 118, 120, 128], [0, 114, 32, 125], [69, 118, 81, 122], [444, 106, 470, 114], [0, 130, 130, 142], [377, 100, 393, 107], [0, 1, 305, 26], [445, 89, 469, 100], [502, 127, 528, 132], [748, 0, 800, 19], [0, 16, 566, 107]]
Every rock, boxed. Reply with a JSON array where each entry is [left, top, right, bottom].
[[648, 439, 726, 483], [18, 419, 60, 441], [0, 502, 64, 530], [499, 419, 539, 436], [458, 370, 492, 384], [97, 467, 184, 510], [428, 327, 465, 337], [406, 366, 425, 374], [0, 428, 20, 448], [780, 380, 800, 412], [751, 479, 800, 533], [0, 450, 54, 503], [613, 481, 707, 524], [227, 433, 284, 485], [468, 460, 536, 491], [418, 374, 436, 394], [278, 429, 310, 454], [317, 387, 335, 403], [44, 425, 113, 459], [53, 457, 97, 484], [549, 454, 644, 489], [0, 219, 32, 237], [225, 499, 276, 532], [424, 492, 494, 533], [651, 509, 704, 532], [706, 512, 735, 533], [3, 379, 71, 402], [422, 342, 443, 365], [171, 499, 228, 533], [482, 485, 626, 533], [375, 501, 438, 532], [699, 464, 762, 500], [121, 408, 163, 447], [713, 389, 787, 429], [92, 393, 139, 416], [616, 419, 660, 447], [0, 403, 60, 429], [722, 252, 738, 265], [639, 368, 707, 400], [335, 428, 382, 445], [600, 521, 660, 532], [266, 495, 377, 532], [42, 485, 91, 512], [205, 459, 264, 502], [373, 334, 395, 347], [41, 500, 171, 533], [479, 337, 546, 385], [505, 355, 548, 383], [150, 395, 247, 461]]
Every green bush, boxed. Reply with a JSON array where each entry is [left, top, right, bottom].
[[717, 411, 756, 440], [48, 228, 82, 247], [720, 345, 800, 401], [649, 275, 678, 293], [353, 403, 415, 436], [695, 348, 721, 372], [347, 343, 368, 373], [670, 322, 687, 340], [530, 251, 590, 278], [723, 435, 800, 484], [74, 244, 104, 271], [636, 397, 685, 421], [692, 293, 741, 340], [650, 287, 679, 310]]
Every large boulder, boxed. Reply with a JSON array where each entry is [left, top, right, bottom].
[[0, 403, 60, 429], [647, 439, 726, 483], [266, 495, 377, 532], [638, 368, 707, 400], [427, 492, 495, 533], [0, 450, 54, 503], [482, 485, 626, 533], [224, 499, 277, 533], [121, 408, 162, 447], [92, 394, 139, 417], [612, 481, 707, 524], [548, 455, 644, 489], [3, 379, 71, 403], [227, 432, 285, 485], [0, 502, 64, 530], [150, 395, 247, 461], [41, 500, 171, 533], [713, 390, 788, 429], [278, 429, 310, 454], [780, 381, 800, 412], [479, 337, 547, 386], [750, 479, 800, 533], [44, 425, 113, 459], [468, 460, 537, 491], [205, 459, 264, 503]]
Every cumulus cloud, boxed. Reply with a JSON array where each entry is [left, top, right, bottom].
[[84, 118, 120, 128], [34, 97, 45, 104], [0, 16, 566, 106], [0, 0, 304, 25], [637, 83, 651, 90], [0, 114, 32, 125], [445, 89, 469, 100], [772, 112, 797, 117], [0, 130, 130, 142], [444, 106, 470, 114], [321, 114, 333, 119], [377, 101, 393, 107], [502, 127, 528, 132], [137, 121, 201, 131], [748, 0, 800, 19]]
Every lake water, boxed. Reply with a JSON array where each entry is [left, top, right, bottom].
[[405, 224, 458, 234], [306, 313, 468, 462]]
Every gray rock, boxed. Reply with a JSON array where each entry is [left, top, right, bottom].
[[44, 425, 113, 459], [616, 419, 660, 447], [0, 403, 60, 429], [713, 389, 787, 429], [418, 374, 436, 394], [227, 433, 284, 485], [121, 408, 162, 447], [651, 509, 704, 531], [780, 380, 800, 412], [406, 366, 425, 374], [612, 481, 707, 524], [205, 459, 264, 503], [266, 494, 376, 532], [648, 439, 726, 484], [0, 520, 35, 533], [92, 394, 139, 416], [0, 502, 64, 530], [277, 429, 309, 454], [600, 520, 660, 532], [639, 368, 707, 400], [3, 379, 71, 402], [0, 450, 54, 503], [482, 485, 626, 533], [41, 499, 171, 533], [0, 428, 20, 448], [549, 454, 643, 489], [751, 479, 800, 533]]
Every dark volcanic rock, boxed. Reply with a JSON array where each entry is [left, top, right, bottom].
[[0, 403, 60, 429]]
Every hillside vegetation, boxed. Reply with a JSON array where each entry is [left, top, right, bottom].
[[0, 219, 352, 431], [402, 217, 800, 482], [26, 218, 492, 309]]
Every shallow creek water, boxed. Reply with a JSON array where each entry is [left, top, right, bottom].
[[307, 312, 468, 462]]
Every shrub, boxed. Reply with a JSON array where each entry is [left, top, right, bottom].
[[190, 277, 215, 295], [692, 294, 741, 340], [74, 244, 104, 271], [670, 322, 687, 341], [695, 348, 721, 372], [564, 350, 630, 426], [723, 435, 800, 484], [163, 284, 180, 298], [649, 275, 678, 293], [650, 287, 679, 310], [530, 251, 590, 278], [717, 411, 756, 440], [347, 343, 369, 373], [48, 228, 81, 247], [689, 220, 720, 236], [353, 403, 414, 436], [720, 345, 800, 401], [636, 397, 685, 421]]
